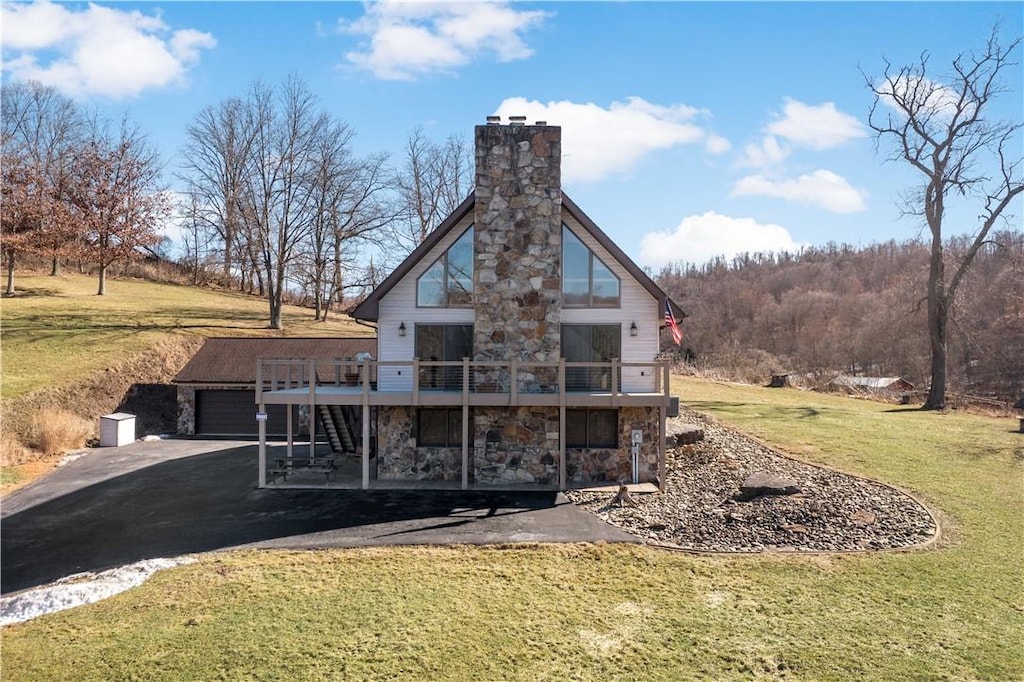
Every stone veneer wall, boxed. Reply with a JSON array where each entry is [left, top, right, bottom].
[[473, 407, 559, 486], [176, 386, 196, 435], [566, 406, 661, 485], [376, 406, 462, 482], [472, 123, 562, 365]]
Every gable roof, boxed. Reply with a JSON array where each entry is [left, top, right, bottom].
[[174, 337, 376, 385], [350, 191, 686, 322]]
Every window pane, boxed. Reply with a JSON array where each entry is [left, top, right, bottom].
[[416, 326, 444, 389], [443, 325, 473, 390], [591, 259, 620, 306], [591, 325, 620, 362], [566, 410, 587, 447], [417, 261, 445, 307], [588, 410, 618, 448], [446, 409, 463, 446], [447, 227, 474, 306], [562, 227, 590, 306], [418, 410, 447, 446]]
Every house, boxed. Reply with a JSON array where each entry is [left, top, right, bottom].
[[175, 337, 375, 438], [255, 118, 684, 490]]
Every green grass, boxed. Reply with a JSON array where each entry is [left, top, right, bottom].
[[0, 272, 371, 399], [2, 380, 1022, 680]]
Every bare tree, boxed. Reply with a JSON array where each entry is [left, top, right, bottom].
[[235, 77, 327, 329], [388, 126, 471, 256], [866, 28, 1023, 409], [1, 81, 83, 293], [179, 97, 254, 284], [68, 117, 169, 295]]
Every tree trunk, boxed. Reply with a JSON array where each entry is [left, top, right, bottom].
[[5, 249, 15, 296], [97, 263, 107, 295], [50, 255, 60, 276], [923, 236, 947, 410]]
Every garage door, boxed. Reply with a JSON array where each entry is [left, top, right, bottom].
[[195, 389, 306, 437]]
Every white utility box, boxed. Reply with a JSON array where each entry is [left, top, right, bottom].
[[100, 413, 136, 447]]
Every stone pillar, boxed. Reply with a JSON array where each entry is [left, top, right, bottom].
[[472, 122, 562, 363]]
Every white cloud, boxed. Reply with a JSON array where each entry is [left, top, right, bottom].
[[341, 2, 549, 80], [1, 0, 215, 99], [765, 98, 866, 150], [739, 135, 789, 169], [639, 211, 805, 269], [704, 133, 731, 155], [732, 170, 868, 213], [493, 96, 723, 183]]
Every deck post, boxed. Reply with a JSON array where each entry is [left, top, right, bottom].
[[558, 357, 566, 490], [412, 357, 420, 406], [510, 357, 518, 406], [462, 357, 470, 490], [308, 358, 317, 461], [362, 360, 370, 489], [258, 399, 267, 488], [611, 357, 620, 406]]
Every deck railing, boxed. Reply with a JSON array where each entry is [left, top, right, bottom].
[[257, 357, 671, 399]]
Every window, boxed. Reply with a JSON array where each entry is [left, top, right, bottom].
[[561, 324, 621, 391], [417, 226, 474, 307], [562, 225, 619, 307], [416, 324, 473, 390], [418, 409, 464, 447], [566, 409, 618, 448]]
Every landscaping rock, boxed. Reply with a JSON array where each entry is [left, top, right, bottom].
[[666, 422, 705, 446], [565, 408, 937, 553], [735, 472, 802, 501]]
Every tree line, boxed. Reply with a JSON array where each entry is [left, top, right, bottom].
[[655, 231, 1023, 402], [1, 76, 472, 326]]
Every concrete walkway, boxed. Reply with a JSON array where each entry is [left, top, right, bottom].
[[1, 439, 638, 594]]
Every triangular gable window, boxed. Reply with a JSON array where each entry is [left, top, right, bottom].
[[417, 226, 474, 307], [562, 225, 620, 307]]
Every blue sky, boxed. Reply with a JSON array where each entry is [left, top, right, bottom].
[[3, 1, 1022, 269]]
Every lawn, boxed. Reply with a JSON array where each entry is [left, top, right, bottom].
[[0, 272, 371, 399], [2, 379, 1021, 680]]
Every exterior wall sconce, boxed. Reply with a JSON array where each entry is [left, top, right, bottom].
[[630, 321, 638, 337], [398, 322, 407, 337]]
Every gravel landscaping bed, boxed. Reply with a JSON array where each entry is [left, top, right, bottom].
[[565, 409, 938, 552]]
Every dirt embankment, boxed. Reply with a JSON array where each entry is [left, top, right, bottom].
[[2, 334, 204, 463]]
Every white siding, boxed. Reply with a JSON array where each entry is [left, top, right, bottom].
[[378, 214, 475, 391], [561, 213, 660, 392], [375, 208, 661, 394]]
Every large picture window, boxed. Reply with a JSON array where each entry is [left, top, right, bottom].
[[417, 409, 464, 447], [561, 324, 621, 391], [566, 409, 618, 448], [562, 225, 619, 307], [417, 226, 474, 307], [415, 324, 473, 390]]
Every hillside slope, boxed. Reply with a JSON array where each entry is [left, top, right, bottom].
[[1, 272, 374, 488]]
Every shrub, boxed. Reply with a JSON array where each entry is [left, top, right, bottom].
[[27, 408, 94, 457]]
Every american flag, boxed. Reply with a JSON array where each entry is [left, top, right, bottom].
[[665, 300, 683, 346]]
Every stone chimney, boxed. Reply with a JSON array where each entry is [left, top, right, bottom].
[[472, 118, 562, 363]]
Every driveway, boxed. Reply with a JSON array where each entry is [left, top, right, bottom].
[[0, 439, 637, 594]]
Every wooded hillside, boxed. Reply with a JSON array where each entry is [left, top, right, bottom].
[[656, 230, 1023, 401]]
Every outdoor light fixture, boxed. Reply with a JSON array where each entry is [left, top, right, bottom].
[[630, 321, 638, 337], [398, 322, 406, 337]]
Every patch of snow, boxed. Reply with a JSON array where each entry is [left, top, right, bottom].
[[142, 434, 165, 442], [0, 556, 196, 626], [57, 452, 87, 467]]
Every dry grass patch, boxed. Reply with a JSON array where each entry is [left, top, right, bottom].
[[27, 408, 93, 457]]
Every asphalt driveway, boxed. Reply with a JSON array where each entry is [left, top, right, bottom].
[[1, 439, 637, 594]]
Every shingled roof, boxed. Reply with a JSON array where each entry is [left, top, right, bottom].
[[174, 337, 377, 385]]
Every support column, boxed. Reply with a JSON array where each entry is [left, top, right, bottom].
[[462, 357, 470, 490], [362, 360, 370, 489], [558, 358, 566, 490], [258, 400, 267, 488]]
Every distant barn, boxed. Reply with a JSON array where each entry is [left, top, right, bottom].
[[829, 376, 915, 395]]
